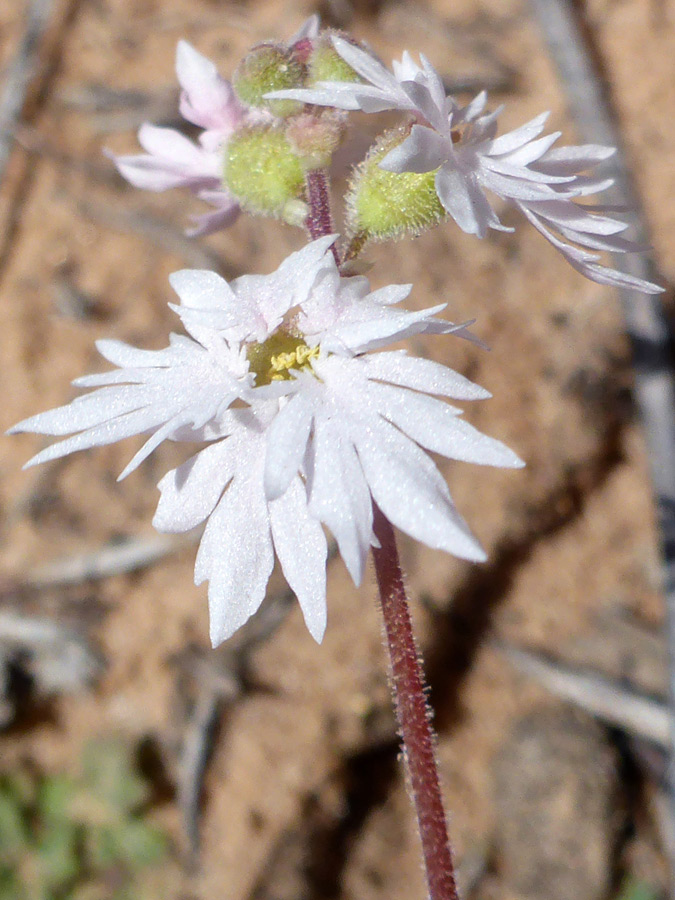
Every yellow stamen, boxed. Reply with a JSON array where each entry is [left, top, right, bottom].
[[269, 344, 319, 379], [247, 330, 319, 385]]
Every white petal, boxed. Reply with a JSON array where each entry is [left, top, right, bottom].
[[482, 155, 574, 185], [365, 283, 412, 307], [95, 338, 182, 368], [110, 156, 191, 192], [435, 165, 494, 237], [556, 226, 648, 254], [235, 236, 336, 335], [480, 168, 568, 202], [269, 236, 337, 309], [11, 384, 150, 436], [362, 351, 491, 400], [169, 269, 237, 310], [331, 36, 397, 93], [153, 440, 238, 532], [117, 376, 239, 480], [379, 126, 449, 174], [522, 199, 628, 235], [322, 303, 448, 354], [195, 462, 274, 647], [520, 205, 663, 293], [20, 405, 169, 469], [270, 478, 327, 643], [352, 415, 485, 561], [265, 83, 365, 110], [455, 91, 487, 124], [264, 392, 314, 500], [401, 79, 447, 131], [367, 381, 523, 467], [495, 131, 561, 167], [488, 112, 550, 155], [533, 144, 615, 176], [307, 416, 372, 585]]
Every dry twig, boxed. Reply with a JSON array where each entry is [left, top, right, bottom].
[[0, 0, 54, 184], [0, 611, 102, 726], [499, 641, 671, 748], [25, 531, 201, 590], [530, 0, 675, 875]]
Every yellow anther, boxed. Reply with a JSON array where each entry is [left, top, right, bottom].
[[247, 331, 319, 386], [269, 343, 318, 379]]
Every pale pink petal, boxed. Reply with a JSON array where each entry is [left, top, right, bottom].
[[176, 40, 243, 132]]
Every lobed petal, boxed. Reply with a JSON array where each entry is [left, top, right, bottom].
[[153, 439, 239, 533], [270, 477, 328, 643], [352, 415, 485, 561]]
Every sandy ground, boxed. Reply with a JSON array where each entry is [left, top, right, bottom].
[[1, 0, 674, 898]]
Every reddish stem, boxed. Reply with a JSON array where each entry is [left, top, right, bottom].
[[372, 505, 460, 900], [305, 168, 340, 266]]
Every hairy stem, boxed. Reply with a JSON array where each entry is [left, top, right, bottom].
[[372, 505, 460, 900], [305, 168, 340, 265]]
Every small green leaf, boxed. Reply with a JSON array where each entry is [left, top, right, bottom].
[[35, 824, 80, 889], [0, 789, 28, 859], [0, 867, 25, 900], [37, 775, 75, 826], [80, 740, 147, 816], [107, 819, 168, 868]]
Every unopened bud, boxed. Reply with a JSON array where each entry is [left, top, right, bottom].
[[223, 127, 305, 218], [346, 128, 447, 241], [286, 113, 345, 170], [233, 44, 304, 117], [308, 33, 363, 85]]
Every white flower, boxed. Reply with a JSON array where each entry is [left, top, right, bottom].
[[10, 237, 521, 645], [269, 38, 662, 294], [108, 41, 245, 236], [154, 404, 329, 645]]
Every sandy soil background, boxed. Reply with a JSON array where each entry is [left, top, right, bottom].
[[1, 0, 674, 898]]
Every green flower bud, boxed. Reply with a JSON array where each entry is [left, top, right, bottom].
[[223, 127, 305, 219], [233, 44, 304, 117], [308, 33, 363, 85], [346, 128, 448, 242], [285, 112, 345, 170]]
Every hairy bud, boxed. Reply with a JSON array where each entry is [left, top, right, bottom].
[[233, 44, 304, 117], [223, 126, 305, 218], [346, 128, 447, 241], [308, 33, 363, 85]]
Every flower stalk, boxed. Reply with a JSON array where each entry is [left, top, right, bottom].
[[305, 168, 339, 264], [372, 504, 460, 900]]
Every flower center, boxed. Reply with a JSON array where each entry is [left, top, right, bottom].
[[247, 330, 319, 385]]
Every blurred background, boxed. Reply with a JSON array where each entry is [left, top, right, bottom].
[[1, 0, 674, 898]]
